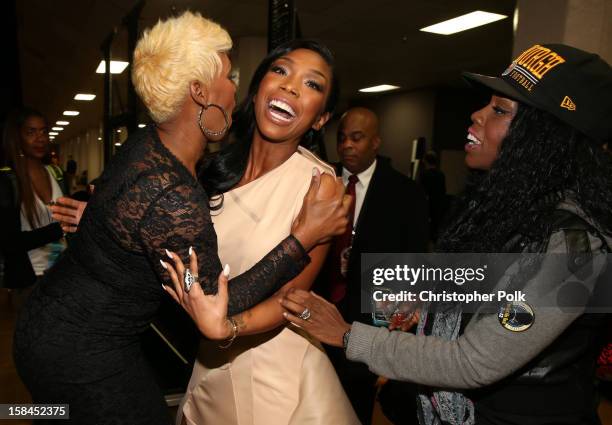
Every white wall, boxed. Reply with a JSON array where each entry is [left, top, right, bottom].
[[514, 0, 612, 63]]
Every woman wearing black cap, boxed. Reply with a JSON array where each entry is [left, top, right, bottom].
[[280, 44, 612, 425]]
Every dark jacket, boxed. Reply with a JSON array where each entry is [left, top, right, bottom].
[[320, 156, 429, 322], [344, 204, 611, 425], [470, 209, 611, 425], [315, 156, 428, 424], [0, 169, 63, 288]]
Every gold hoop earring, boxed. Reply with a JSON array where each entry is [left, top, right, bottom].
[[198, 104, 229, 138]]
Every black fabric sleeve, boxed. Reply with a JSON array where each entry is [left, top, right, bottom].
[[139, 184, 310, 315], [14, 223, 64, 252], [0, 174, 64, 254]]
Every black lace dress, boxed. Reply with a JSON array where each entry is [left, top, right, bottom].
[[13, 127, 309, 425]]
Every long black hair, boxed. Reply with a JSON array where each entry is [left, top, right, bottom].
[[2, 107, 49, 228], [437, 102, 612, 253], [200, 39, 340, 201]]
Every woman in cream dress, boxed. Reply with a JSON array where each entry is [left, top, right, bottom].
[[178, 40, 359, 425]]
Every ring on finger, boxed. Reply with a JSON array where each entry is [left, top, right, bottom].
[[184, 268, 196, 293], [299, 308, 311, 321]]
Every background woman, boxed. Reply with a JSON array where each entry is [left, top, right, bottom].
[[13, 12, 348, 425], [174, 39, 359, 425], [281, 44, 612, 425], [0, 107, 65, 294]]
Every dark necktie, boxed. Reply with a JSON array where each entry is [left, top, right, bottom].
[[329, 174, 359, 303]]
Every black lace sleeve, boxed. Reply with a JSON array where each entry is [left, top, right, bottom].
[[225, 235, 309, 315], [139, 183, 310, 315]]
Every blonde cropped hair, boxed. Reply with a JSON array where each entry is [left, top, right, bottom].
[[132, 11, 232, 123]]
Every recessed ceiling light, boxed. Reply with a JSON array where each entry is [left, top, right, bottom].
[[52, 127, 64, 131], [116, 129, 122, 133], [359, 84, 400, 93], [74, 93, 96, 101], [96, 60, 129, 74], [63, 111, 79, 116], [49, 136, 56, 140], [138, 124, 146, 128], [49, 132, 59, 136], [420, 11, 507, 35], [114, 142, 122, 146], [98, 137, 102, 141], [56, 121, 69, 125]]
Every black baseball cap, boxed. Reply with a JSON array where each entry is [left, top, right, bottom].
[[463, 44, 612, 143]]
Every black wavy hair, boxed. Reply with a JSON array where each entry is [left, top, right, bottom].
[[200, 39, 340, 202], [437, 103, 612, 253]]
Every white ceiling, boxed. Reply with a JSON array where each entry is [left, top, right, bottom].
[[17, 0, 516, 142]]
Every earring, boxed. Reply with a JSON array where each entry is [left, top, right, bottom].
[[198, 104, 229, 138]]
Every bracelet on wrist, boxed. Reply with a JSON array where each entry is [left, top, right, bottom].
[[218, 317, 238, 349]]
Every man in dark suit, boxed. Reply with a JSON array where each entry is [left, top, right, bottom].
[[318, 107, 428, 423]]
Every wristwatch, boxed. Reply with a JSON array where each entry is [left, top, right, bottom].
[[342, 327, 351, 353]]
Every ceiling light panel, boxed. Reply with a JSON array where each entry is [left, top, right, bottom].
[[74, 93, 96, 101], [420, 11, 507, 35], [56, 121, 69, 125], [359, 84, 400, 93], [63, 111, 79, 116], [96, 60, 129, 74], [51, 127, 64, 131]]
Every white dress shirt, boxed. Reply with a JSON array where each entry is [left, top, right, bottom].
[[341, 159, 377, 226]]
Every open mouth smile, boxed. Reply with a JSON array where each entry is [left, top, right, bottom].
[[268, 98, 297, 123], [467, 133, 482, 146]]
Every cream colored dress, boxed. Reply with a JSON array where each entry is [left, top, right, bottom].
[[178, 147, 359, 425]]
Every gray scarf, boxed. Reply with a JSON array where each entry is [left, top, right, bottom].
[[416, 302, 475, 425]]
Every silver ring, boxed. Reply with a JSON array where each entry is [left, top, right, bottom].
[[184, 268, 195, 293], [299, 308, 311, 321]]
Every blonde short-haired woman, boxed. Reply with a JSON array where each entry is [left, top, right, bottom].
[[13, 11, 349, 425]]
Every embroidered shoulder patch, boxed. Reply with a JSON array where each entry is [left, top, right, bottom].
[[498, 301, 535, 332]]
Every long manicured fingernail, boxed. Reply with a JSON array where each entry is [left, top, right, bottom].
[[223, 264, 230, 277], [160, 259, 168, 269], [165, 249, 173, 259], [161, 284, 166, 290], [188, 246, 193, 256], [312, 167, 317, 176]]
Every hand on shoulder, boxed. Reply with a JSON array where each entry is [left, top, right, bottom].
[[316, 171, 341, 200]]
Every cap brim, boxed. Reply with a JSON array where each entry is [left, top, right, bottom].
[[462, 72, 534, 106]]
